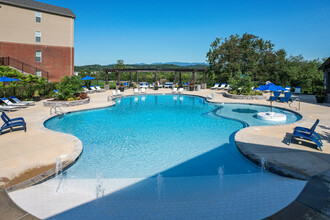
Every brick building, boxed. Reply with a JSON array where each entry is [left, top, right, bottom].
[[0, 0, 75, 81]]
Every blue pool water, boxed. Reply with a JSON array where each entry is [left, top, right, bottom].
[[44, 95, 301, 179]]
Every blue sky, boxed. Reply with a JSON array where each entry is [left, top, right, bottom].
[[37, 0, 330, 66]]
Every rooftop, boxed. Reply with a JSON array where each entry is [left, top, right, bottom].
[[0, 0, 76, 18]]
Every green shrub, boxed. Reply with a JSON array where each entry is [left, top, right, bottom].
[[54, 75, 83, 100], [229, 74, 254, 94]]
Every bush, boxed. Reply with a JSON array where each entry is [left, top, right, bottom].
[[54, 76, 83, 100], [0, 65, 54, 99], [229, 74, 254, 94]]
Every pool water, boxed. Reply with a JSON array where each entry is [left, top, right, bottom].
[[44, 95, 301, 179]]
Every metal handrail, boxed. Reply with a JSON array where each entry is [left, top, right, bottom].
[[50, 105, 64, 115], [289, 98, 300, 111]]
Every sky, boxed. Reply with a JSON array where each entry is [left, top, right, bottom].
[[37, 0, 330, 66]]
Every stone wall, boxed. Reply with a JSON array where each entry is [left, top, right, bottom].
[[223, 92, 267, 100], [43, 98, 89, 107]]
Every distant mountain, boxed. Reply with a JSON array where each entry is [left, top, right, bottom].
[[150, 62, 208, 66], [74, 62, 208, 72]]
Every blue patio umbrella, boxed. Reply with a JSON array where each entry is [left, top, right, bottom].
[[81, 76, 95, 80], [254, 83, 286, 112], [82, 76, 96, 88], [0, 76, 20, 97], [254, 83, 286, 92], [0, 76, 20, 82]]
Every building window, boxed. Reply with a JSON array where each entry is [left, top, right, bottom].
[[36, 11, 41, 23], [35, 31, 41, 42], [36, 51, 41, 62], [36, 70, 42, 77]]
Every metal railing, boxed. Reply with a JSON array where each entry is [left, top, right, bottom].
[[50, 106, 64, 115], [289, 98, 301, 111], [0, 57, 49, 81]]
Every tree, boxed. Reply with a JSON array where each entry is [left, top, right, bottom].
[[207, 33, 278, 83], [114, 59, 126, 69], [206, 33, 323, 94]]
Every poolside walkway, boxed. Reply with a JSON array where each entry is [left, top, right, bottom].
[[0, 89, 329, 188]]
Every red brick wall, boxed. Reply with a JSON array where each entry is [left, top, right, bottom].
[[0, 41, 74, 82]]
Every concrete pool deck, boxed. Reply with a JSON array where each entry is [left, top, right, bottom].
[[0, 88, 329, 218]]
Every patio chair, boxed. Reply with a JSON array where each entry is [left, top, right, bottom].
[[1, 98, 28, 108], [95, 85, 105, 92], [0, 105, 18, 112], [294, 87, 301, 94], [116, 90, 122, 96], [150, 83, 154, 89], [269, 91, 281, 102], [0, 112, 26, 135], [217, 83, 226, 90], [285, 86, 291, 92], [289, 119, 323, 151], [178, 88, 184, 93], [158, 83, 163, 88], [207, 93, 215, 99], [211, 83, 219, 90], [2, 111, 25, 123], [165, 82, 173, 88], [10, 96, 35, 106], [140, 88, 146, 94], [293, 120, 322, 142], [133, 88, 139, 94], [90, 86, 99, 92], [279, 92, 292, 103], [224, 84, 231, 90], [112, 90, 118, 97], [172, 88, 178, 93], [82, 86, 93, 93], [183, 82, 189, 90]]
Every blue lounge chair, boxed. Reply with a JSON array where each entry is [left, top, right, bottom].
[[289, 119, 323, 151], [293, 120, 323, 143], [0, 112, 26, 135], [269, 91, 281, 101], [279, 92, 292, 103], [2, 111, 25, 123]]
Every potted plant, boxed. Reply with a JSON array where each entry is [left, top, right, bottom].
[[33, 90, 40, 101], [154, 81, 159, 90], [119, 83, 125, 92], [189, 81, 195, 91], [79, 92, 88, 99]]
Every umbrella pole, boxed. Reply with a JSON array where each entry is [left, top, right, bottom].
[[270, 100, 273, 112]]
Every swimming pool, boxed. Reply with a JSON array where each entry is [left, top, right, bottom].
[[44, 95, 301, 179], [12, 94, 305, 219]]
